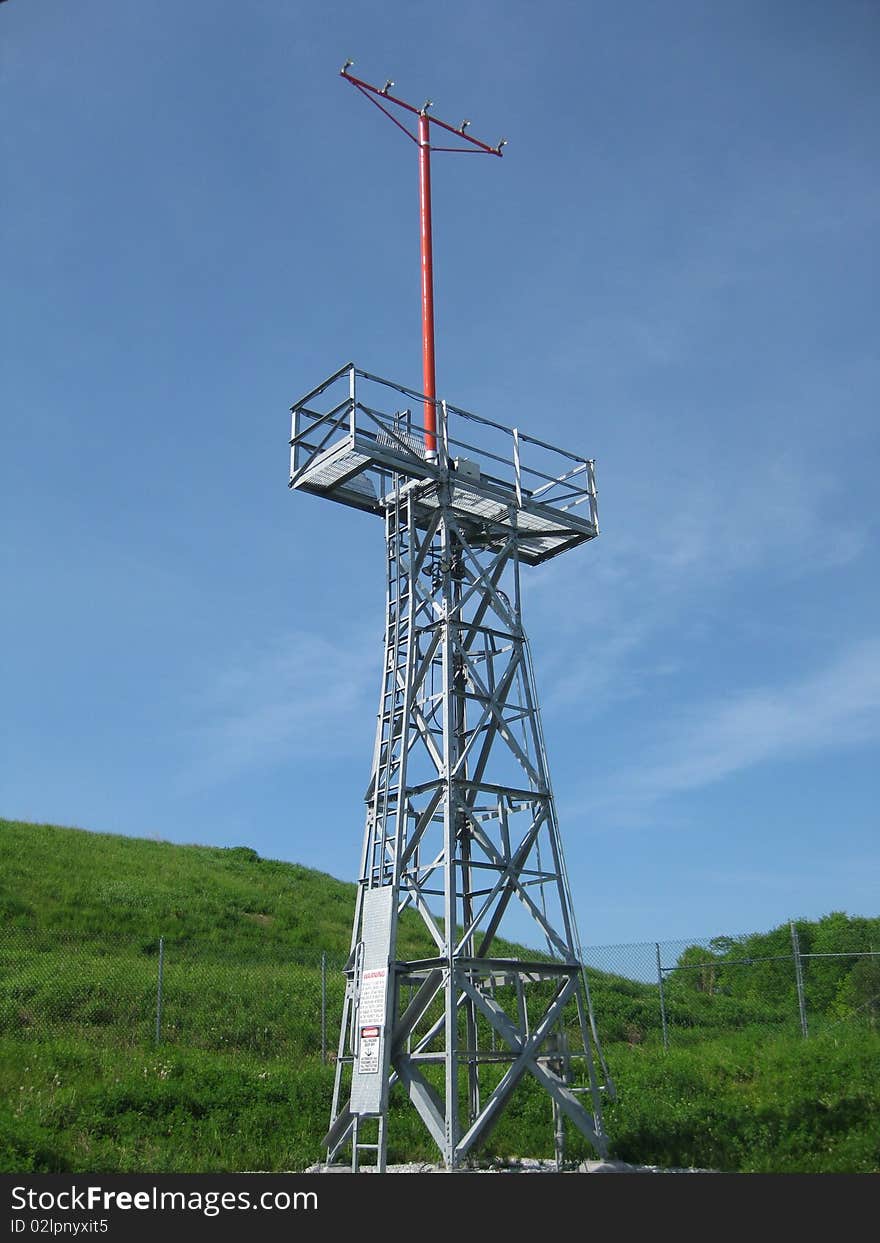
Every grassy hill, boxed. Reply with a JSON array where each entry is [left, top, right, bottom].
[[1, 817, 878, 1173], [0, 817, 435, 959]]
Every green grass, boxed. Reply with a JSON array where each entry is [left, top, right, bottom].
[[1, 817, 878, 1173], [603, 1027, 880, 1173], [0, 1040, 336, 1173], [4, 1029, 877, 1173], [0, 817, 435, 959]]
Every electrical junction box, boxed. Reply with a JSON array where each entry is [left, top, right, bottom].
[[453, 457, 481, 483]]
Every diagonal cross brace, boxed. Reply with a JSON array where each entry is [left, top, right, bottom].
[[456, 974, 604, 1159]]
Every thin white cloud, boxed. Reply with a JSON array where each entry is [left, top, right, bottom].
[[581, 636, 880, 825], [525, 453, 867, 718], [178, 627, 378, 791]]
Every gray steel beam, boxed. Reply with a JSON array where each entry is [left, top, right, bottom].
[[312, 393, 609, 1170]]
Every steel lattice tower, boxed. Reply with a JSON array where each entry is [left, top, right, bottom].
[[288, 67, 613, 1171]]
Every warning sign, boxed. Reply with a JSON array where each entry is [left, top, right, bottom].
[[358, 967, 388, 1027], [358, 1026, 381, 1074]]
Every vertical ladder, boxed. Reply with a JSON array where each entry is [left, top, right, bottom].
[[326, 469, 413, 1170], [368, 476, 411, 886], [351, 1115, 387, 1173]]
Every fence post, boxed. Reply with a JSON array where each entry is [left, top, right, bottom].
[[790, 920, 808, 1039], [321, 952, 327, 1064], [155, 936, 165, 1046], [655, 942, 669, 1050]]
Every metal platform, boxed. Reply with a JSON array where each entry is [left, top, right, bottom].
[[290, 364, 599, 567]]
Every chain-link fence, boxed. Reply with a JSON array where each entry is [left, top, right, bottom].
[[0, 932, 348, 1061], [1, 926, 877, 1059], [584, 924, 880, 1048]]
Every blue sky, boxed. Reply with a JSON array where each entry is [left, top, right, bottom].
[[2, 0, 878, 948]]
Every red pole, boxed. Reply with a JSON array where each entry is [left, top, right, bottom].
[[418, 112, 437, 456], [340, 70, 503, 453]]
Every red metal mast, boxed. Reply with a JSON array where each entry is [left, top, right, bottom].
[[418, 111, 437, 454], [340, 63, 505, 456]]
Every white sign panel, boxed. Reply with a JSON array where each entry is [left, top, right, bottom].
[[358, 967, 388, 1027], [357, 1026, 381, 1074]]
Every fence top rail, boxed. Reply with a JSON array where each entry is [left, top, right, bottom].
[[663, 954, 795, 971], [661, 949, 880, 972]]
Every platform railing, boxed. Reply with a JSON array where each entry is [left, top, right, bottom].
[[290, 365, 598, 529]]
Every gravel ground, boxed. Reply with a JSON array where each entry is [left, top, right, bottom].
[[308, 1158, 714, 1174]]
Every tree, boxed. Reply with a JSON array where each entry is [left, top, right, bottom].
[[673, 944, 720, 995], [838, 955, 880, 1028]]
